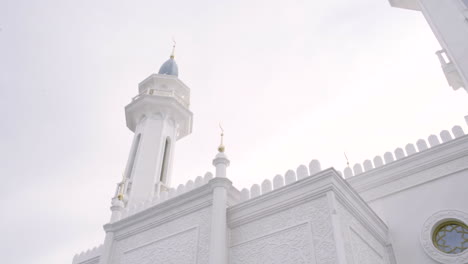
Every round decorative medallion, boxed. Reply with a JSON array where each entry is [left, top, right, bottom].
[[421, 210, 468, 264]]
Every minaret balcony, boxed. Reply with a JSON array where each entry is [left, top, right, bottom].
[[389, 0, 421, 11], [125, 73, 193, 139], [436, 49, 465, 91], [136, 73, 190, 108], [132, 85, 189, 109]]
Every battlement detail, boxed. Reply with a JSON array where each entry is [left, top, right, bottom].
[[342, 124, 466, 178]]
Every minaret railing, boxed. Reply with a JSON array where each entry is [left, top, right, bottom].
[[131, 88, 189, 108]]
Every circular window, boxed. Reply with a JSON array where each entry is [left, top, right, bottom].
[[421, 210, 468, 263], [433, 221, 468, 254]]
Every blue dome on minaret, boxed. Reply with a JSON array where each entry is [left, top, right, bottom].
[[158, 45, 179, 77]]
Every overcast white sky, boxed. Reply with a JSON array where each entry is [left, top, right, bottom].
[[1, 0, 467, 263]]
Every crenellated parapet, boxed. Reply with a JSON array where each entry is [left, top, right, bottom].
[[238, 159, 324, 203], [119, 172, 214, 220], [72, 244, 103, 264], [342, 124, 466, 178], [233, 122, 468, 206], [346, 122, 468, 202]]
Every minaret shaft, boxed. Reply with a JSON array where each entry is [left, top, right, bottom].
[[123, 66, 192, 208], [125, 114, 177, 207]]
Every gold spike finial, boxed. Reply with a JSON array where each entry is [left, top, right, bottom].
[[170, 38, 176, 59], [117, 173, 127, 201], [218, 123, 225, 153]]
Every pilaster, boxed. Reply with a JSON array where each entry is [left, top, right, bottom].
[[209, 152, 231, 264]]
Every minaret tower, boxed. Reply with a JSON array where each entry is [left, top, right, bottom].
[[122, 45, 192, 208], [389, 0, 468, 92]]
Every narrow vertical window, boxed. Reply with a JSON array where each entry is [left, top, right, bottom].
[[126, 134, 141, 179], [160, 137, 171, 183]]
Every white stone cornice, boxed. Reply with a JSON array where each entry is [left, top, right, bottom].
[[228, 170, 334, 227], [104, 178, 241, 241], [347, 135, 468, 202], [329, 173, 390, 244], [208, 177, 232, 189], [106, 183, 213, 234], [207, 177, 240, 205], [227, 168, 390, 244], [227, 185, 241, 206]]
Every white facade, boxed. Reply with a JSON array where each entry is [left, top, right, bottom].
[[390, 0, 468, 92], [73, 121, 468, 264], [348, 127, 468, 263], [72, 2, 468, 263]]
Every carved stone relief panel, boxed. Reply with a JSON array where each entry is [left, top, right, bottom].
[[349, 228, 384, 264], [122, 227, 198, 264], [79, 258, 99, 264], [231, 222, 314, 264], [336, 203, 388, 264], [110, 207, 211, 264], [230, 196, 337, 264]]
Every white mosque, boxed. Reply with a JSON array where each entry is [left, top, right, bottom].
[[73, 0, 468, 263]]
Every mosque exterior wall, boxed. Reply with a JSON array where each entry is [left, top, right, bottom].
[[228, 170, 394, 264], [349, 134, 468, 264], [74, 169, 396, 264]]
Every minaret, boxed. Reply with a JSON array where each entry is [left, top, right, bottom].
[[210, 127, 230, 264], [388, 0, 468, 92], [123, 45, 193, 208]]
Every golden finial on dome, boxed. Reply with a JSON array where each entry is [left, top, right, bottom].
[[170, 38, 176, 59], [218, 123, 225, 153]]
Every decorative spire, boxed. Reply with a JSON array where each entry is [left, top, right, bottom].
[[344, 152, 350, 167], [170, 39, 176, 59], [117, 173, 127, 201], [218, 123, 225, 153], [158, 39, 179, 76]]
